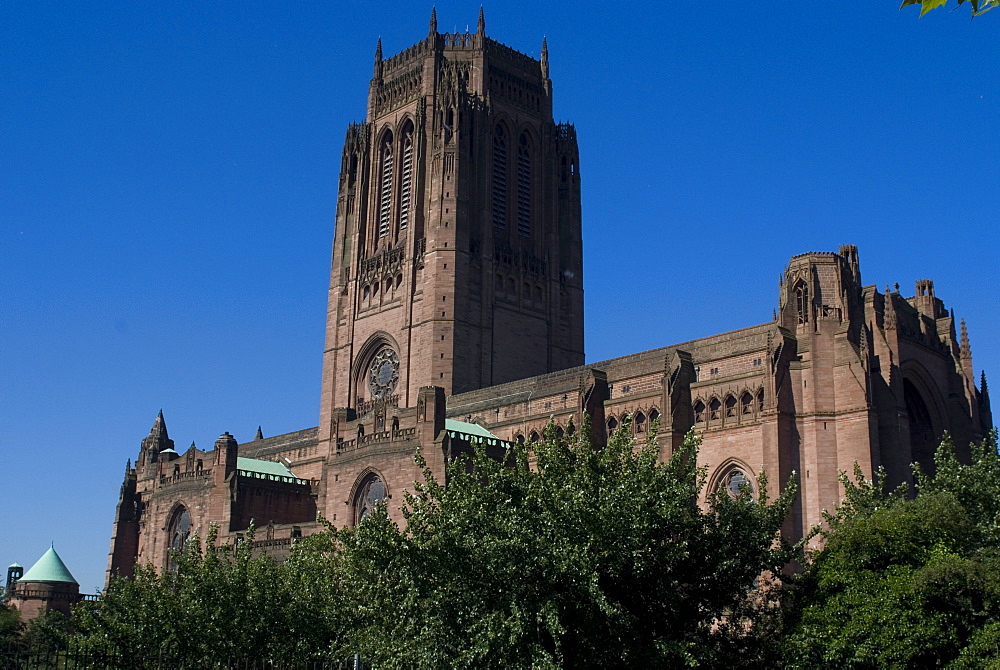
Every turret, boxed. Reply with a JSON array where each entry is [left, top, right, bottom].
[[5, 563, 23, 596], [214, 432, 239, 482]]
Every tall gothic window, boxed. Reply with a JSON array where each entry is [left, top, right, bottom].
[[398, 127, 413, 232], [378, 133, 394, 239], [795, 281, 809, 324], [492, 125, 508, 229], [167, 506, 191, 570], [516, 133, 532, 237], [355, 475, 387, 524]]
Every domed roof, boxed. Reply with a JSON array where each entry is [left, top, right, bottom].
[[19, 546, 78, 585]]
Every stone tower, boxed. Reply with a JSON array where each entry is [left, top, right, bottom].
[[318, 10, 584, 447]]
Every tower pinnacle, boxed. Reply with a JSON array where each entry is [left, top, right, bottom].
[[477, 6, 485, 34], [541, 37, 549, 78], [429, 7, 438, 35], [149, 409, 168, 439]]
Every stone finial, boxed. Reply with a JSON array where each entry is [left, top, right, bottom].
[[429, 6, 438, 35], [477, 6, 485, 34], [373, 38, 383, 79], [981, 370, 989, 395], [541, 37, 549, 78], [254, 426, 264, 441]]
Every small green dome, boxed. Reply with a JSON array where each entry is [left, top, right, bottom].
[[19, 547, 78, 585], [8, 562, 22, 569]]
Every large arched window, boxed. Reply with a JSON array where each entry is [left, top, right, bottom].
[[167, 505, 191, 570], [516, 133, 532, 237], [377, 132, 394, 239], [398, 124, 414, 233], [492, 125, 508, 229], [355, 474, 387, 524]]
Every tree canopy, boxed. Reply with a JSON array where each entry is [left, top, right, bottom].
[[784, 431, 1000, 668]]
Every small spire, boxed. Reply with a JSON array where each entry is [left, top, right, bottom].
[[149, 409, 168, 439], [541, 37, 549, 78], [477, 6, 485, 34], [126, 459, 131, 472], [254, 426, 264, 441], [189, 440, 197, 450], [375, 37, 382, 62], [981, 370, 989, 394], [429, 6, 438, 35], [960, 319, 972, 359]]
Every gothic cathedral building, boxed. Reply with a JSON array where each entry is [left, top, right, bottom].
[[107, 12, 992, 584]]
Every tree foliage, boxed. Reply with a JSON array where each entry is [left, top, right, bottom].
[[71, 524, 348, 667], [900, 0, 998, 17], [335, 419, 796, 668], [784, 431, 1000, 669]]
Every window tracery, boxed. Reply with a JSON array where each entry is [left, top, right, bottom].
[[355, 475, 387, 524]]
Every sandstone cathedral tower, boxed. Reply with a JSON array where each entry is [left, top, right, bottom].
[[107, 12, 992, 585]]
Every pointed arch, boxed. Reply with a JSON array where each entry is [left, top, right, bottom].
[[693, 399, 706, 423], [707, 458, 757, 500], [350, 467, 389, 525], [165, 503, 192, 570]]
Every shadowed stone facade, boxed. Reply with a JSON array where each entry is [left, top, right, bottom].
[[107, 12, 993, 585]]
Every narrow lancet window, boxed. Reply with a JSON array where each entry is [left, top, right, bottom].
[[517, 133, 532, 237], [378, 133, 394, 238], [795, 281, 809, 324], [492, 125, 508, 229], [398, 129, 413, 232]]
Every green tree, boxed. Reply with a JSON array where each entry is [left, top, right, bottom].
[[784, 431, 1000, 669], [336, 419, 796, 668], [900, 0, 998, 17], [71, 524, 350, 667], [0, 600, 22, 645]]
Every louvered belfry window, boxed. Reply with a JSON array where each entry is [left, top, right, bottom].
[[492, 125, 508, 229], [378, 134, 394, 239], [517, 133, 531, 237], [398, 131, 413, 231]]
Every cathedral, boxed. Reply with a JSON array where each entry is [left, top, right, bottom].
[[106, 11, 992, 585]]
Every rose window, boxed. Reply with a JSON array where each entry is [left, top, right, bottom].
[[368, 348, 400, 400]]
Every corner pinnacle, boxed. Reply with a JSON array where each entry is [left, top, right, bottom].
[[477, 6, 485, 34]]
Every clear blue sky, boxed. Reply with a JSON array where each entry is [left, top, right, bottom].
[[2, 2, 997, 593]]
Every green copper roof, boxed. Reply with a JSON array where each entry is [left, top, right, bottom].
[[20, 547, 77, 584], [237, 457, 294, 478], [445, 419, 502, 441], [8, 563, 21, 569]]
